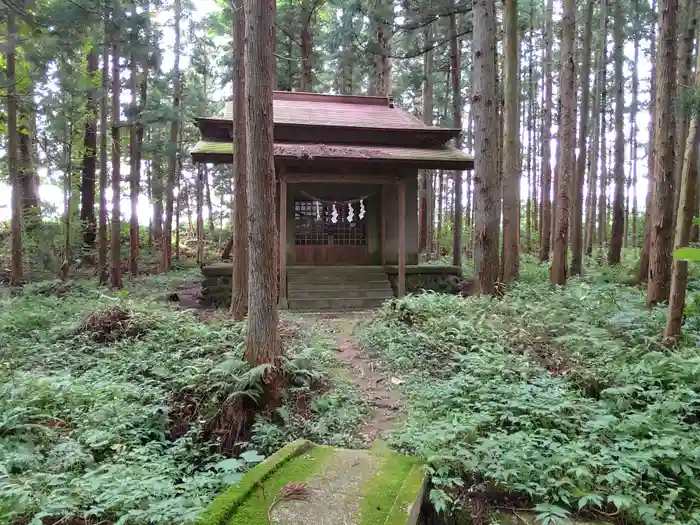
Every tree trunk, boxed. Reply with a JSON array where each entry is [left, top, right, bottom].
[[340, 5, 355, 94], [162, 0, 181, 272], [539, 0, 554, 262], [450, 10, 463, 268], [152, 142, 164, 246], [243, 0, 281, 373], [571, 0, 594, 275], [630, 0, 640, 249], [550, 0, 576, 285], [231, 2, 249, 320], [665, 50, 700, 342], [436, 170, 443, 256], [665, 125, 700, 341], [597, 75, 608, 251], [639, 0, 657, 282], [81, 49, 98, 248], [110, 18, 123, 290], [673, 0, 698, 224], [99, 12, 110, 284], [472, 0, 500, 294], [608, 0, 626, 264], [300, 0, 313, 92], [419, 19, 434, 254], [647, 0, 678, 306], [62, 121, 73, 281], [373, 0, 392, 96], [502, 0, 519, 283], [129, 3, 140, 275], [18, 109, 40, 224], [8, 7, 22, 285]]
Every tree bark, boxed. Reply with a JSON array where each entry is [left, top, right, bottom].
[[665, 124, 700, 341], [630, 0, 640, 249], [373, 0, 392, 96], [665, 49, 700, 342], [99, 12, 110, 284], [162, 0, 181, 272], [340, 4, 355, 94], [571, 0, 594, 275], [672, 0, 698, 223], [300, 0, 313, 91], [550, 0, 576, 285], [450, 10, 463, 268], [8, 6, 22, 285], [231, 2, 249, 320], [243, 0, 281, 372], [152, 141, 164, 246], [608, 0, 626, 264], [110, 16, 123, 290], [597, 72, 608, 251], [539, 0, 554, 262], [419, 18, 434, 254], [647, 0, 678, 306], [639, 0, 657, 282], [472, 0, 500, 294], [81, 49, 98, 248], [129, 3, 140, 275], [502, 0, 519, 283]]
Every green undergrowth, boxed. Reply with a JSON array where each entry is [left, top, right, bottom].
[[360, 260, 700, 525], [0, 272, 362, 524], [249, 317, 367, 452]]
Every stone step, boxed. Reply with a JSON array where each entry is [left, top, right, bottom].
[[289, 296, 391, 311], [289, 288, 393, 300], [287, 280, 392, 292]]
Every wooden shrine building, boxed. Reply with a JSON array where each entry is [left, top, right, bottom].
[[192, 91, 474, 310]]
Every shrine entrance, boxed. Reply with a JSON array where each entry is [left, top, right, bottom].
[[293, 198, 369, 265]]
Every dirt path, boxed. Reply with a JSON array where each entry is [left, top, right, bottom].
[[313, 313, 404, 444]]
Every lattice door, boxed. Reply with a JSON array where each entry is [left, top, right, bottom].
[[294, 200, 368, 264]]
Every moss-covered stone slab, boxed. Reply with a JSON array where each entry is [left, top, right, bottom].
[[196, 441, 425, 525]]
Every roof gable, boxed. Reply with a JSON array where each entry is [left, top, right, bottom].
[[216, 91, 446, 132]]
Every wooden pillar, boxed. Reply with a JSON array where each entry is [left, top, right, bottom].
[[453, 171, 463, 267], [398, 178, 406, 297], [278, 170, 288, 309], [380, 185, 387, 265]]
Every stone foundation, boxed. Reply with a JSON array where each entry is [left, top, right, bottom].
[[200, 264, 465, 308], [384, 265, 464, 295], [201, 263, 233, 306]]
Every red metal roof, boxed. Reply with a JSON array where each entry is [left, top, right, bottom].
[[214, 91, 434, 131]]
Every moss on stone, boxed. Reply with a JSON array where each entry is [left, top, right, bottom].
[[195, 439, 313, 525], [226, 444, 333, 525], [358, 441, 420, 525], [382, 464, 426, 525]]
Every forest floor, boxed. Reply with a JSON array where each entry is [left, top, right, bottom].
[[4, 252, 700, 525]]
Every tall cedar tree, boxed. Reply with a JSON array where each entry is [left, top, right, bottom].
[[81, 50, 98, 247], [630, 0, 640, 248], [571, 0, 594, 275], [647, 0, 678, 306], [639, 0, 657, 282], [472, 0, 500, 294], [584, 0, 607, 256], [243, 0, 281, 371], [419, 17, 434, 254], [129, 2, 140, 275], [665, 49, 700, 342], [110, 11, 123, 290], [502, 0, 520, 283], [98, 11, 109, 284], [450, 9, 463, 268], [162, 0, 182, 271], [230, 2, 249, 320], [673, 0, 698, 222], [539, 0, 554, 261], [8, 5, 22, 285], [608, 0, 626, 264], [551, 0, 576, 285]]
